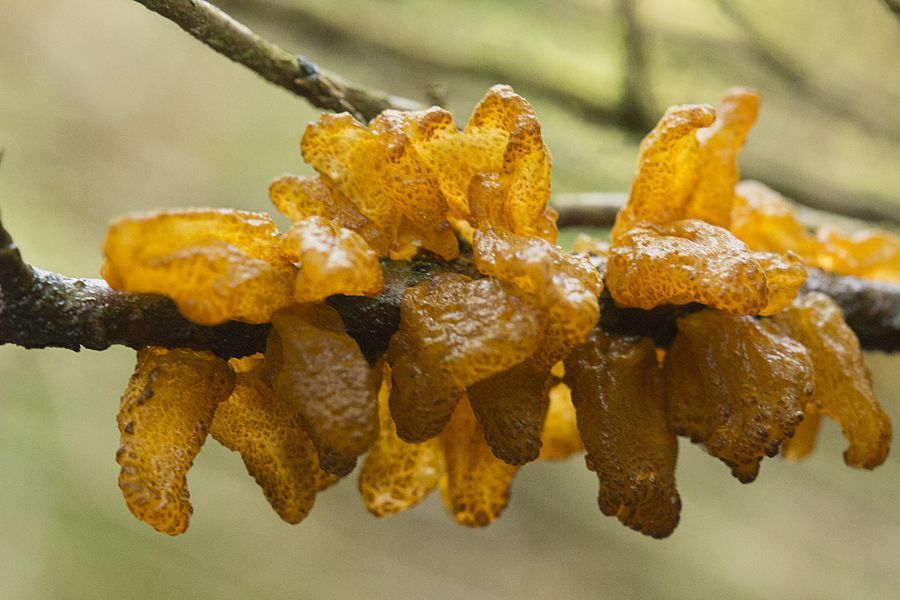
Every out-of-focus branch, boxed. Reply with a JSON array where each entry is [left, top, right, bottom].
[[126, 0, 900, 227], [714, 0, 900, 142], [130, 0, 423, 121], [614, 0, 656, 131], [884, 0, 900, 22], [553, 192, 626, 229], [2, 210, 899, 359]]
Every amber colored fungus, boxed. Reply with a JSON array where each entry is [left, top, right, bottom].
[[815, 227, 900, 283], [101, 86, 896, 539], [473, 226, 603, 358], [387, 273, 547, 442], [665, 310, 813, 482], [300, 111, 459, 260], [781, 412, 822, 463], [439, 398, 519, 527], [731, 180, 900, 283], [687, 88, 760, 228], [611, 105, 715, 240], [267, 304, 380, 472], [117, 348, 235, 535], [210, 355, 328, 524], [358, 365, 444, 516], [282, 216, 384, 302], [565, 330, 680, 538], [468, 359, 550, 465], [606, 219, 806, 315], [539, 382, 584, 461], [765, 293, 891, 468], [102, 209, 295, 325], [730, 180, 817, 260], [269, 174, 391, 256]]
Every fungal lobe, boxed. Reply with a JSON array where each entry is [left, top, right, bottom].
[[565, 330, 680, 538], [358, 365, 444, 516], [282, 216, 384, 302], [766, 293, 891, 468], [439, 398, 518, 527], [117, 348, 235, 535], [210, 355, 328, 525], [665, 310, 813, 482], [101, 209, 295, 325], [267, 304, 380, 473], [387, 273, 547, 443]]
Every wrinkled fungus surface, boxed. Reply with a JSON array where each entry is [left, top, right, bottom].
[[439, 399, 518, 527], [117, 348, 234, 534], [267, 304, 380, 471], [766, 293, 891, 468], [359, 365, 444, 516], [565, 330, 680, 538], [283, 216, 384, 302], [387, 273, 547, 442], [102, 85, 893, 540], [665, 310, 813, 482], [606, 220, 805, 315], [210, 355, 325, 524], [102, 209, 295, 325]]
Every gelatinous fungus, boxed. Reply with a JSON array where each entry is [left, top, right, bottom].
[[565, 330, 680, 538], [117, 348, 235, 534]]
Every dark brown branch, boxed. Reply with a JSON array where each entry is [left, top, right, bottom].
[[131, 0, 423, 122], [2, 213, 898, 359], [803, 268, 900, 353], [885, 0, 900, 21]]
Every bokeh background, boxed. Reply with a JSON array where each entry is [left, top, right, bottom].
[[2, 1, 900, 598]]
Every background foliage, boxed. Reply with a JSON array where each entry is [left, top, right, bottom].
[[1, 0, 899, 598]]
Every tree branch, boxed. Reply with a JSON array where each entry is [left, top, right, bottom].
[[2, 212, 898, 359], [131, 0, 424, 122], [129, 0, 900, 227], [884, 0, 900, 22], [614, 0, 656, 131]]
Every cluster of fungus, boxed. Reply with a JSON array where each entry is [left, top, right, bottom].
[[102, 85, 893, 538]]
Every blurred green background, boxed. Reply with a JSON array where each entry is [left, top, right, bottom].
[[2, 0, 900, 598]]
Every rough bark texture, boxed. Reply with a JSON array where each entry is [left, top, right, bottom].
[[2, 215, 898, 360], [133, 0, 423, 122]]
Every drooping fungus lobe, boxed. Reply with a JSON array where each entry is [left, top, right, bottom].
[[266, 304, 380, 473], [565, 330, 680, 538], [116, 348, 235, 534], [539, 381, 583, 461], [664, 310, 813, 482], [468, 360, 550, 465], [439, 398, 519, 527], [765, 293, 891, 468], [210, 355, 326, 524], [387, 273, 547, 442], [358, 365, 443, 517]]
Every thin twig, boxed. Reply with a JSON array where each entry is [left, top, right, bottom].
[[614, 0, 656, 131], [885, 0, 900, 21], [714, 0, 900, 142], [135, 0, 900, 224], [553, 192, 626, 228], [131, 0, 424, 122]]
